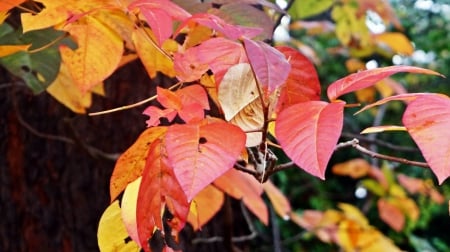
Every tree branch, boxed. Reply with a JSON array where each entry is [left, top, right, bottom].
[[341, 132, 420, 153]]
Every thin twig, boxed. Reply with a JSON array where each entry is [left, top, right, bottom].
[[341, 132, 420, 153]]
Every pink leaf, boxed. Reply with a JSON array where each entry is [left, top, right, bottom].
[[243, 38, 290, 92], [275, 46, 321, 111], [176, 84, 210, 111], [403, 94, 450, 184], [128, 0, 191, 45], [356, 93, 432, 115], [327, 66, 443, 101], [165, 120, 246, 201], [143, 106, 177, 127], [275, 101, 345, 179]]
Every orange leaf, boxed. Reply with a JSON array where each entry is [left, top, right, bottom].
[[263, 181, 291, 220], [378, 198, 404, 232], [403, 94, 450, 184], [0, 0, 25, 11], [0, 44, 30, 57], [327, 66, 443, 102], [165, 120, 246, 201], [157, 87, 182, 110], [332, 158, 371, 179], [137, 138, 189, 251], [110, 127, 167, 201], [275, 101, 345, 179], [187, 185, 224, 231], [214, 169, 268, 225], [60, 15, 123, 92]]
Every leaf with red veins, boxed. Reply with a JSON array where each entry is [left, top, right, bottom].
[[128, 0, 191, 46], [327, 65, 443, 102], [243, 38, 291, 92], [403, 94, 450, 184], [165, 120, 246, 202], [142, 106, 177, 127], [157, 86, 182, 110], [275, 46, 321, 112], [175, 13, 262, 40], [137, 139, 189, 251], [275, 101, 345, 179]]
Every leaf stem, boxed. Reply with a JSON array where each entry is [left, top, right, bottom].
[[28, 33, 69, 54]]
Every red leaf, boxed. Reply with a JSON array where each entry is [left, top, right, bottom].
[[214, 169, 268, 225], [142, 106, 177, 127], [157, 86, 182, 110], [128, 0, 191, 45], [403, 94, 450, 184], [174, 38, 247, 83], [327, 66, 443, 101], [243, 38, 291, 92], [165, 120, 246, 201], [175, 13, 262, 40], [275, 46, 321, 111], [137, 139, 189, 250], [275, 101, 345, 179], [110, 127, 167, 201]]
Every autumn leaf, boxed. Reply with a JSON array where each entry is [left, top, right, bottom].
[[60, 15, 124, 92], [327, 66, 443, 101], [121, 177, 142, 248], [375, 32, 414, 56], [0, 44, 30, 57], [110, 126, 167, 201], [137, 138, 189, 250], [142, 106, 177, 127], [128, 0, 191, 46], [187, 185, 224, 231], [403, 94, 450, 184], [165, 120, 246, 201], [214, 169, 268, 225], [377, 198, 405, 232], [0, 0, 25, 11], [275, 46, 321, 112], [332, 158, 371, 179], [288, 0, 333, 19], [263, 181, 291, 220], [97, 200, 141, 252], [243, 38, 290, 92], [276, 101, 345, 179], [360, 125, 406, 134]]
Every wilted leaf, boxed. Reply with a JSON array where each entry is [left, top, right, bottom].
[[276, 101, 345, 179], [97, 200, 141, 252], [332, 158, 371, 179], [263, 181, 291, 220], [187, 185, 224, 230], [110, 127, 167, 201], [230, 99, 264, 147], [275, 46, 321, 111], [403, 94, 450, 184], [165, 120, 246, 201], [214, 169, 268, 225], [243, 38, 290, 92], [327, 66, 443, 101], [137, 139, 189, 249]]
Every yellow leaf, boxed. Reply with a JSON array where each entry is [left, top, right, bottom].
[[0, 11, 9, 24], [355, 86, 376, 103], [375, 32, 414, 56], [338, 203, 369, 227], [345, 58, 366, 73], [61, 15, 123, 92], [132, 27, 176, 78], [0, 44, 31, 57], [360, 125, 406, 134], [97, 200, 141, 252], [46, 63, 96, 113], [121, 177, 143, 248]]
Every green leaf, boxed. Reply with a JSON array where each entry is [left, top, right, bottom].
[[288, 0, 334, 20]]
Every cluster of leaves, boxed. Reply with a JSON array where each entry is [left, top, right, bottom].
[[1, 0, 449, 251]]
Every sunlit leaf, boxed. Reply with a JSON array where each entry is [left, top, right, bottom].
[[327, 66, 443, 101], [97, 200, 141, 252], [137, 139, 189, 249], [403, 94, 450, 184], [360, 125, 406, 134], [276, 101, 345, 179], [165, 120, 246, 201], [214, 169, 268, 225], [263, 181, 291, 220], [60, 16, 123, 92], [121, 177, 142, 248], [110, 127, 167, 201], [243, 38, 290, 92], [275, 46, 321, 111], [288, 0, 333, 19], [187, 185, 224, 230]]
